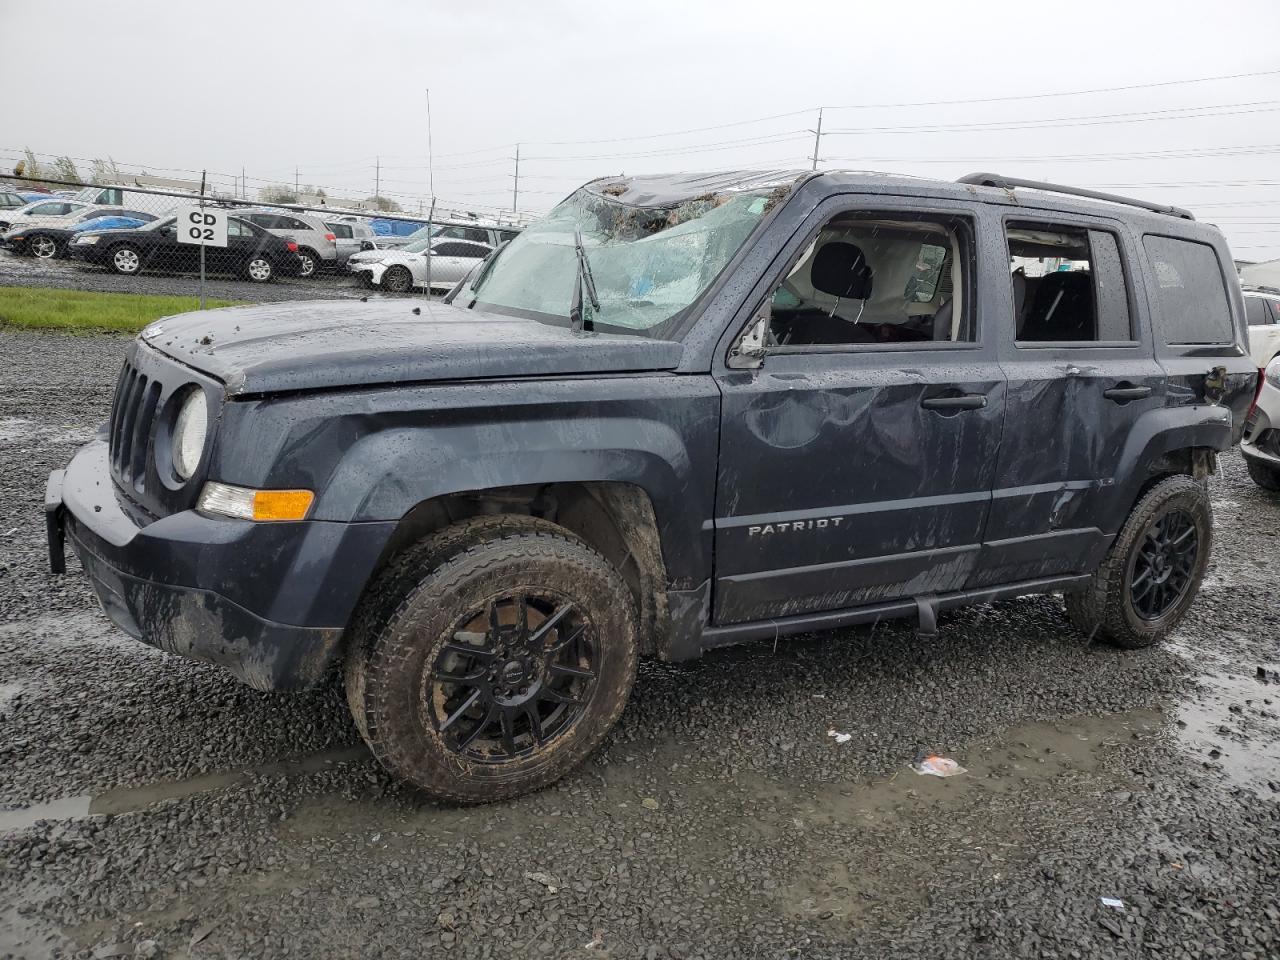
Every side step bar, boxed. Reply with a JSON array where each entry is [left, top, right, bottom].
[[699, 573, 1091, 651]]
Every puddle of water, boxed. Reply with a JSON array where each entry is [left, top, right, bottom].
[[0, 681, 27, 711], [0, 745, 370, 833], [1174, 668, 1280, 799]]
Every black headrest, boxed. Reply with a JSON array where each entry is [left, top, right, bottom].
[[811, 242, 873, 300]]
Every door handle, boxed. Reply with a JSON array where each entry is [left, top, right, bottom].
[[921, 394, 987, 411], [1103, 385, 1152, 402]]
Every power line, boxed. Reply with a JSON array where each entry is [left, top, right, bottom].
[[823, 101, 1280, 136], [824, 67, 1280, 111]]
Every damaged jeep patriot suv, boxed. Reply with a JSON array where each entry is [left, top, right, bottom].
[[47, 170, 1255, 803]]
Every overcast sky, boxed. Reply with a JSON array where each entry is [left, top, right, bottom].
[[5, 0, 1280, 257]]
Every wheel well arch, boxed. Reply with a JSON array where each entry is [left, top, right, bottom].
[[372, 481, 671, 656], [1128, 445, 1217, 515]]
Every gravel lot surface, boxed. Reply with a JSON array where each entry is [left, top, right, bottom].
[[0, 252, 385, 303], [1, 326, 1278, 959]]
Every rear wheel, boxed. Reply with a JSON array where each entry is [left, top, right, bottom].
[[1247, 457, 1280, 491], [296, 248, 319, 278], [29, 233, 59, 259], [1065, 474, 1212, 648], [109, 244, 142, 275], [244, 255, 274, 283], [381, 265, 413, 294], [345, 519, 637, 804]]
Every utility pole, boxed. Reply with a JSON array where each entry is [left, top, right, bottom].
[[294, 165, 299, 197], [426, 88, 436, 204], [375, 156, 381, 202], [240, 165, 246, 200], [810, 107, 824, 170], [512, 143, 520, 215]]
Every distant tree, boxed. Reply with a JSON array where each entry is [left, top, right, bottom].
[[51, 156, 82, 184], [90, 156, 124, 184], [366, 195, 401, 212], [259, 183, 299, 204]]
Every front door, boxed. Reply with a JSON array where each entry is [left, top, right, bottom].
[[973, 214, 1166, 586], [712, 198, 1005, 625]]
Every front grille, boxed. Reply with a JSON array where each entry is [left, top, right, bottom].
[[108, 358, 161, 494]]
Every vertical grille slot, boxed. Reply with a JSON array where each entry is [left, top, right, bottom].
[[114, 372, 148, 479], [109, 365, 140, 470], [128, 381, 161, 491]]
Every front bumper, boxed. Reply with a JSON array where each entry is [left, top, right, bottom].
[[47, 441, 395, 690]]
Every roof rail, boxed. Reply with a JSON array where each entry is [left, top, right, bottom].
[[956, 172, 1195, 221]]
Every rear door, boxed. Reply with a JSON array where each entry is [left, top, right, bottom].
[[973, 212, 1164, 586], [1141, 233, 1257, 440], [712, 194, 1006, 624]]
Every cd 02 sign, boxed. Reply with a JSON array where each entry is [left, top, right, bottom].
[[175, 206, 228, 248]]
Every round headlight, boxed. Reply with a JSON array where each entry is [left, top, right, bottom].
[[171, 388, 208, 480]]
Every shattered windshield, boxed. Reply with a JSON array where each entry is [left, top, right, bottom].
[[458, 184, 783, 339]]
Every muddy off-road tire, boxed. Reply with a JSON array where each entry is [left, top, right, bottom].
[[1065, 475, 1212, 649], [345, 518, 638, 804], [1246, 457, 1280, 492]]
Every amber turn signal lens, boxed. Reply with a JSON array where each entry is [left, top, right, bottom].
[[252, 489, 315, 521]]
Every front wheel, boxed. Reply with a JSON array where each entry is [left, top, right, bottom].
[[380, 264, 413, 294], [345, 522, 638, 804], [1065, 474, 1212, 648], [1246, 457, 1280, 492], [109, 244, 142, 275]]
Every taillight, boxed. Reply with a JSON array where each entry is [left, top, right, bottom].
[[286, 241, 298, 253], [324, 233, 336, 242]]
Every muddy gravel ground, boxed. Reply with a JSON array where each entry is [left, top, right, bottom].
[[1, 326, 1278, 960]]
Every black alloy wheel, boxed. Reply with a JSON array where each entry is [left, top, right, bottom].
[[427, 594, 595, 762], [1128, 508, 1198, 621]]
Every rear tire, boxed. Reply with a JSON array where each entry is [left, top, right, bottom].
[[344, 519, 637, 804], [244, 255, 274, 283], [1246, 457, 1280, 492], [381, 265, 413, 294], [297, 248, 319, 278], [29, 233, 59, 259], [1065, 474, 1212, 648]]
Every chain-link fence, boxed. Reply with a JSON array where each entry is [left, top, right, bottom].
[[0, 172, 531, 303]]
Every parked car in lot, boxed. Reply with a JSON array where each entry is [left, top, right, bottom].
[[347, 236, 492, 293], [231, 208, 338, 277], [369, 221, 521, 251], [1, 208, 156, 259], [46, 170, 1255, 804], [1243, 287, 1280, 371], [0, 190, 28, 219], [1242, 357, 1280, 490], [0, 197, 94, 234], [68, 214, 302, 282], [324, 219, 377, 265]]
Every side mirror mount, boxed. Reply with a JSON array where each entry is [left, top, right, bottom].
[[728, 309, 770, 369]]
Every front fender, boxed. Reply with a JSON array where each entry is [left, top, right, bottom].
[[214, 375, 720, 584]]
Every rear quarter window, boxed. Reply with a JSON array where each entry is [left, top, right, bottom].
[[1143, 235, 1234, 345]]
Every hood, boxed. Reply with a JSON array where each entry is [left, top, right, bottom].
[[349, 249, 418, 265], [141, 298, 684, 396]]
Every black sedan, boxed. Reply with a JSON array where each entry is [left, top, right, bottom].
[[0, 208, 158, 259], [67, 215, 304, 283]]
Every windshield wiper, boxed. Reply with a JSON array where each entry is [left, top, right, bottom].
[[569, 227, 600, 333], [454, 240, 509, 308]]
